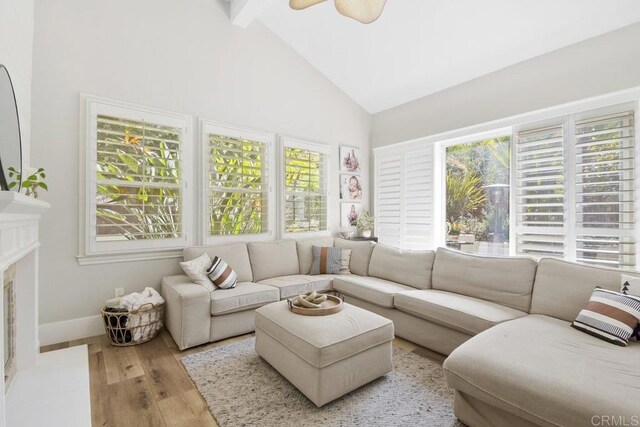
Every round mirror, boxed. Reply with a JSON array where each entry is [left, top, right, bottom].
[[0, 65, 22, 192]]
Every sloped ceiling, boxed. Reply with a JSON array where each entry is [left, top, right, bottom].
[[258, 1, 640, 113]]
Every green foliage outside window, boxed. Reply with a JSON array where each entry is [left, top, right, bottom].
[[210, 135, 267, 236], [284, 147, 326, 233], [95, 115, 182, 241]]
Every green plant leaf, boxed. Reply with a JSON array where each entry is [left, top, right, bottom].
[[8, 182, 16, 188], [39, 183, 48, 190]]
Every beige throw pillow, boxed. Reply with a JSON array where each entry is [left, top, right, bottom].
[[180, 253, 216, 292]]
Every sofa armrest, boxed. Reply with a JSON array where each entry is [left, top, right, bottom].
[[161, 275, 211, 350]]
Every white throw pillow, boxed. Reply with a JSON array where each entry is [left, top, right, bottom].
[[180, 253, 216, 292]]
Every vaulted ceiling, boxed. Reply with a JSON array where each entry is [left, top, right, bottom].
[[254, 1, 640, 113]]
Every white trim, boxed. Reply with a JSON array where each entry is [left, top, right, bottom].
[[78, 94, 193, 262], [230, 0, 266, 28], [200, 119, 276, 245], [76, 249, 182, 266], [39, 315, 103, 347], [279, 136, 331, 239], [374, 85, 640, 153]]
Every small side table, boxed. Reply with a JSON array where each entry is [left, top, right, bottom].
[[350, 236, 379, 242]]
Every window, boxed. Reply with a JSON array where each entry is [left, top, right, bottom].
[[445, 136, 511, 255], [281, 138, 329, 236], [375, 147, 434, 249], [203, 121, 274, 243], [574, 111, 635, 268], [374, 97, 639, 269], [515, 124, 566, 258], [82, 96, 191, 258], [515, 107, 636, 269]]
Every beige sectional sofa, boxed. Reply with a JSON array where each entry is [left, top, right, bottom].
[[162, 237, 640, 426]]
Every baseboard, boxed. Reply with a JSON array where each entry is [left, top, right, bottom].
[[39, 315, 104, 347]]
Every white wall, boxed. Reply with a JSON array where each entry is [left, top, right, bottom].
[[31, 0, 370, 341], [371, 23, 640, 147], [0, 0, 34, 163]]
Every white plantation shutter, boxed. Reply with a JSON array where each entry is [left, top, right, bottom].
[[375, 146, 434, 249], [403, 148, 434, 249], [90, 107, 189, 254], [515, 124, 566, 257], [208, 133, 270, 237], [574, 111, 636, 268], [282, 140, 329, 234], [375, 154, 402, 247]]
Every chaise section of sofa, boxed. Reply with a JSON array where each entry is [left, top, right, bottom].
[[444, 257, 640, 427]]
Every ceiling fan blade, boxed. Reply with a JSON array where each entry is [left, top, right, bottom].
[[334, 0, 387, 24], [289, 0, 327, 10]]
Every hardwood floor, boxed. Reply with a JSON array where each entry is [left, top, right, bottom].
[[41, 331, 445, 427]]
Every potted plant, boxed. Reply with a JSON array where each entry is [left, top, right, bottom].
[[8, 166, 48, 198], [447, 221, 461, 241], [356, 211, 374, 238]]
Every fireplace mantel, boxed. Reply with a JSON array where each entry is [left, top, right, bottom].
[[0, 192, 50, 216]]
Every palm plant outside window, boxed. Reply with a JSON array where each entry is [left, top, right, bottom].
[[445, 137, 511, 255]]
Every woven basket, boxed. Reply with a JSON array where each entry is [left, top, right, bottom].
[[101, 302, 164, 347]]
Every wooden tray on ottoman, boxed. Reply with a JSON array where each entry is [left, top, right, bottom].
[[287, 294, 343, 316]]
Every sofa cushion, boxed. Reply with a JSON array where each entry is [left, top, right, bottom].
[[369, 243, 435, 289], [258, 275, 335, 299], [444, 315, 640, 427], [183, 243, 253, 283], [210, 282, 279, 316], [334, 238, 375, 276], [296, 237, 335, 275], [333, 276, 414, 308], [394, 289, 528, 335], [531, 258, 640, 322], [248, 240, 300, 282], [432, 248, 537, 312]]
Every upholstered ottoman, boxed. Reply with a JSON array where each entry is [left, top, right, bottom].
[[255, 300, 394, 407]]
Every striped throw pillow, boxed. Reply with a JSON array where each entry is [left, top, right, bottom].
[[206, 256, 237, 290], [571, 288, 640, 347], [621, 275, 640, 341], [310, 246, 344, 275]]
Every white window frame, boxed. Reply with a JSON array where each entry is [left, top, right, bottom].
[[200, 119, 276, 245], [279, 136, 331, 239], [78, 94, 192, 265], [374, 86, 640, 268]]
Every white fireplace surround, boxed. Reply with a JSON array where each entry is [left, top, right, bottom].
[[0, 192, 90, 427], [0, 192, 48, 425]]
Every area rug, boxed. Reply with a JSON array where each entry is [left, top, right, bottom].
[[181, 337, 462, 427]]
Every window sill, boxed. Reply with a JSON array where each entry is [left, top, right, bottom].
[[77, 249, 183, 266]]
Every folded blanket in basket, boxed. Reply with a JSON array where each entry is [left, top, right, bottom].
[[106, 287, 164, 311]]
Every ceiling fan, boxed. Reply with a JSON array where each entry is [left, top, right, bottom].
[[289, 0, 387, 24]]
